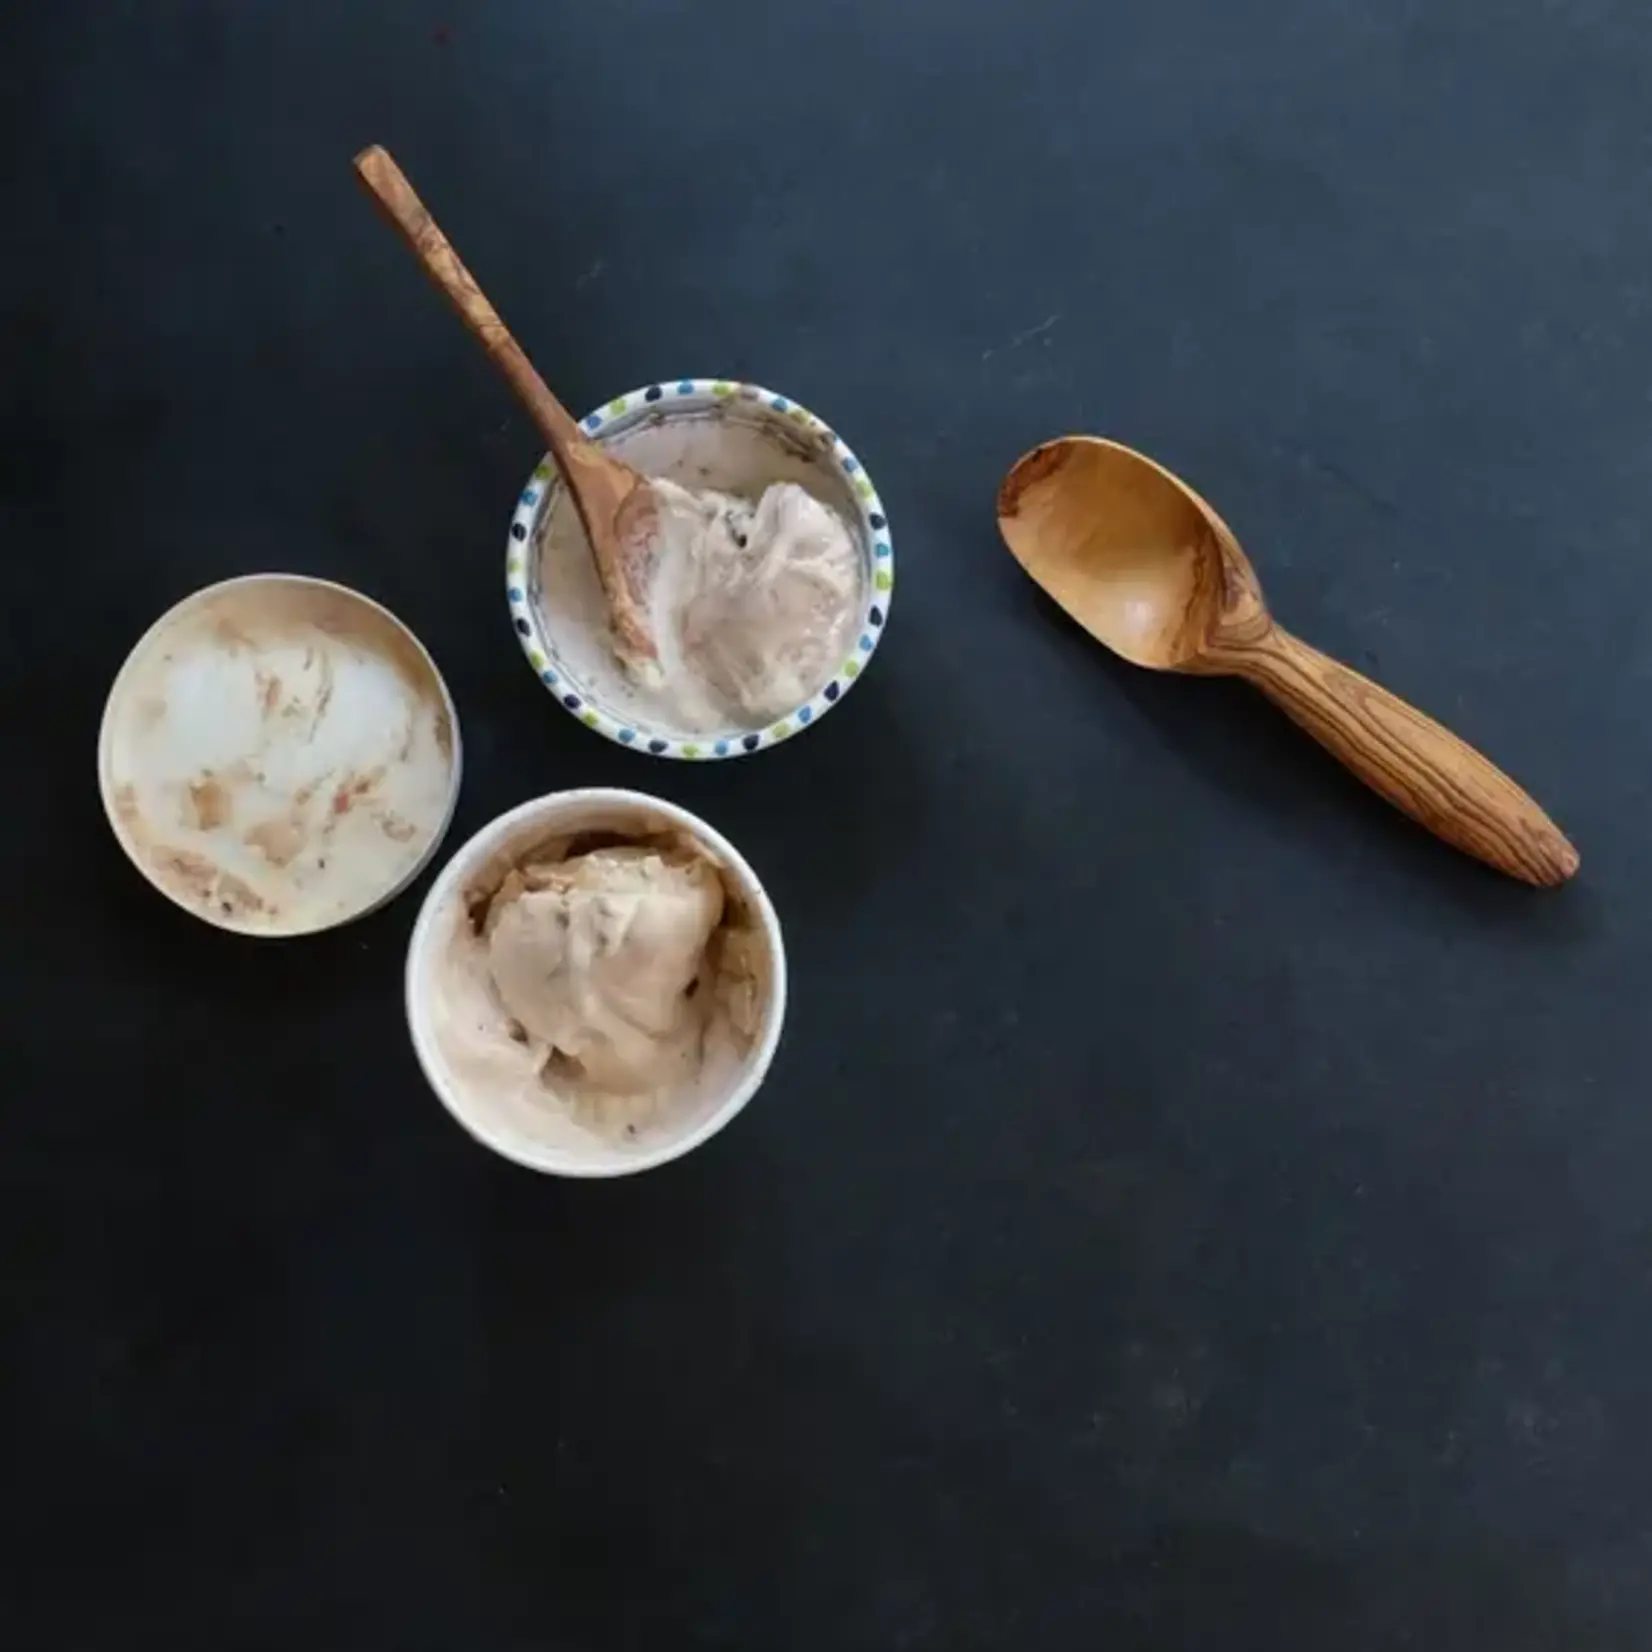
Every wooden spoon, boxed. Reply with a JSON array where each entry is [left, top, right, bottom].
[[997, 436, 1578, 886], [353, 144, 660, 665]]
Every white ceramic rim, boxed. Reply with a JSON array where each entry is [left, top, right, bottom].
[[96, 572, 464, 938], [504, 378, 894, 759], [403, 787, 789, 1177]]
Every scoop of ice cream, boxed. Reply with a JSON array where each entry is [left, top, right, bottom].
[[486, 844, 724, 1095], [638, 479, 861, 728]]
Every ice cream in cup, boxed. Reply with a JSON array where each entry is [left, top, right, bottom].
[[405, 789, 786, 1176], [506, 380, 893, 759], [99, 574, 461, 936]]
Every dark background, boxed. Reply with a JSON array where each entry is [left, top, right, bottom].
[[6, 1, 1651, 1646]]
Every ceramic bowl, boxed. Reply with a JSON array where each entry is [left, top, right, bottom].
[[404, 788, 787, 1176], [98, 574, 461, 936], [505, 379, 893, 759]]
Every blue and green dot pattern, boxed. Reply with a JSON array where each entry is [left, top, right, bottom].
[[506, 379, 893, 760]]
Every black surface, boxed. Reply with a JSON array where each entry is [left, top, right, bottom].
[[7, 2, 1652, 1646]]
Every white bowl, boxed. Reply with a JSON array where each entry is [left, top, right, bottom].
[[404, 789, 787, 1176], [505, 379, 894, 759], [98, 574, 461, 936]]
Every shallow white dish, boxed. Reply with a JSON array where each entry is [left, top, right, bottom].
[[98, 574, 461, 936], [404, 788, 787, 1177], [506, 379, 894, 759]]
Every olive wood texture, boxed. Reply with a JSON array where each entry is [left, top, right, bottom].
[[997, 436, 1577, 887], [353, 144, 658, 662]]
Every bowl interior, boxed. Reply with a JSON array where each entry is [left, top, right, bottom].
[[405, 789, 787, 1176], [508, 383, 893, 759], [99, 575, 460, 936]]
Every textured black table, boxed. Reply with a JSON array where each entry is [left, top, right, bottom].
[[8, 2, 1652, 1647]]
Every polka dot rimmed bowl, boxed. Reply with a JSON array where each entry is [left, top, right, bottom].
[[505, 380, 892, 759]]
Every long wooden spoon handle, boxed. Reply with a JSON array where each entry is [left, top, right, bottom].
[[1230, 627, 1578, 885], [352, 144, 587, 461]]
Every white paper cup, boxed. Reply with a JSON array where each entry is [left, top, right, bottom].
[[99, 574, 461, 936], [404, 789, 787, 1176]]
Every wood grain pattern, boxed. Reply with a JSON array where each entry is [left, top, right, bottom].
[[352, 145, 658, 662], [997, 435, 1579, 886], [1220, 625, 1578, 885]]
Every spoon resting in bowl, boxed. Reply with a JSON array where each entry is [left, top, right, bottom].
[[353, 144, 660, 667], [997, 436, 1578, 887]]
